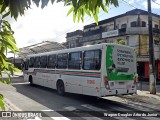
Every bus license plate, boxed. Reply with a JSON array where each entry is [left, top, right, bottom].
[[119, 82, 124, 85]]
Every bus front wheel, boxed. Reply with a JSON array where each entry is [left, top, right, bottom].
[[57, 80, 65, 95]]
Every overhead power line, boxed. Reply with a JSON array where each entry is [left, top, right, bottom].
[[121, 0, 138, 9], [121, 0, 160, 15], [56, 0, 159, 42], [55, 1, 124, 40], [152, 0, 160, 6]]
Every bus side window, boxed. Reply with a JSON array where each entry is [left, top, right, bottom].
[[40, 56, 47, 68], [83, 50, 101, 70], [47, 54, 56, 68], [68, 52, 82, 69], [21, 62, 25, 70], [57, 53, 68, 69], [94, 50, 101, 70], [29, 57, 35, 68], [23, 59, 29, 70], [33, 56, 40, 68]]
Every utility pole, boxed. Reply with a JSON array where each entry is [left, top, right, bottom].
[[148, 0, 156, 94]]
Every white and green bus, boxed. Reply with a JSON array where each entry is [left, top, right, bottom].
[[23, 43, 137, 97]]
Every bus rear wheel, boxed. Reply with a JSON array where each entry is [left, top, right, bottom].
[[57, 80, 65, 95]]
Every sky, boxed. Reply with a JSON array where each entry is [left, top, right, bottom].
[[7, 0, 160, 49]]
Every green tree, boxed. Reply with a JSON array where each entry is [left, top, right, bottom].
[[0, 0, 119, 110], [0, 0, 119, 23], [0, 11, 21, 111]]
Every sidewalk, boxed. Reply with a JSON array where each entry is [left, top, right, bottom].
[[117, 90, 160, 110], [1, 72, 23, 78], [0, 82, 22, 111]]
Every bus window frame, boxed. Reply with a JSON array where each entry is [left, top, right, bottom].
[[24, 59, 29, 70], [57, 53, 68, 69], [40, 55, 47, 68], [29, 57, 35, 68], [83, 49, 101, 70], [68, 51, 82, 70], [33, 56, 40, 68], [47, 54, 57, 68]]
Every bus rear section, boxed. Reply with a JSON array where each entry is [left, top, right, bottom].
[[101, 44, 137, 96]]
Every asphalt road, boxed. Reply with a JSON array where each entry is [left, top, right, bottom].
[[1, 76, 160, 120]]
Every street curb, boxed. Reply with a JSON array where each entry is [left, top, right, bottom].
[[3, 98, 42, 120], [2, 98, 28, 120], [4, 98, 22, 111]]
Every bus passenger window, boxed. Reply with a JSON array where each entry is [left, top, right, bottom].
[[68, 52, 82, 69], [40, 56, 47, 68], [29, 57, 35, 68], [23, 59, 29, 70], [83, 50, 101, 70], [33, 57, 40, 68], [57, 53, 68, 69], [47, 54, 56, 68]]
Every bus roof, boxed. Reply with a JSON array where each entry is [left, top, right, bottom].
[[26, 43, 133, 58]]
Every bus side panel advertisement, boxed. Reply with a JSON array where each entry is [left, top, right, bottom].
[[106, 45, 136, 81]]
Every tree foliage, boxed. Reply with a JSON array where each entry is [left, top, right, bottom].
[[0, 0, 119, 110], [0, 0, 118, 23], [0, 4, 21, 110], [0, 10, 21, 86], [116, 40, 126, 45], [0, 94, 5, 110], [66, 0, 119, 24]]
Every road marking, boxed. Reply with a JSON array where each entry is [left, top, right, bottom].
[[51, 117, 71, 120], [80, 105, 105, 120], [34, 117, 42, 120], [81, 104, 135, 120], [64, 105, 103, 120], [41, 109, 54, 111], [27, 116, 41, 120], [64, 106, 76, 111], [12, 82, 29, 85], [41, 109, 71, 120]]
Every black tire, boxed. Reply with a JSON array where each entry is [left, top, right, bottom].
[[57, 80, 65, 95], [29, 76, 34, 86]]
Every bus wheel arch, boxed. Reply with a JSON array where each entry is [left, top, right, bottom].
[[56, 79, 65, 95], [29, 75, 33, 86]]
